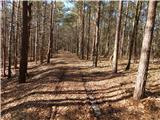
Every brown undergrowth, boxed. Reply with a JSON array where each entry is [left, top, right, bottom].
[[1, 51, 160, 120]]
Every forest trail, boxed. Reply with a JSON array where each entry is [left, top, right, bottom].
[[1, 51, 160, 120]]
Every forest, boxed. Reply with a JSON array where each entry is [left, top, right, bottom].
[[1, 0, 160, 120]]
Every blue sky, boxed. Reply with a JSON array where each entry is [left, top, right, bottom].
[[63, 0, 74, 9], [47, 0, 74, 9]]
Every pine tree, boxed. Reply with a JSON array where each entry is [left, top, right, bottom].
[[133, 1, 157, 100], [112, 0, 123, 73], [19, 1, 31, 83]]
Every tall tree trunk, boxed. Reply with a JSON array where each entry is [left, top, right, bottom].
[[54, 1, 57, 54], [125, 1, 142, 70], [19, 1, 30, 83], [87, 5, 91, 60], [40, 2, 47, 64], [91, 25, 96, 61], [28, 2, 32, 62], [30, 35, 33, 61], [112, 0, 123, 73], [76, 19, 79, 56], [2, 1, 7, 77], [93, 1, 101, 67], [35, 21, 38, 64], [78, 2, 83, 59], [81, 1, 85, 59], [47, 2, 54, 63], [35, 2, 40, 64], [133, 1, 157, 100], [14, 1, 20, 69], [8, 1, 15, 78], [120, 1, 129, 58], [104, 1, 113, 57]]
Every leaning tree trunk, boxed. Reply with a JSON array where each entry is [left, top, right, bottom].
[[93, 1, 101, 67], [125, 1, 142, 70], [19, 1, 30, 83], [133, 0, 157, 100], [112, 0, 123, 73]]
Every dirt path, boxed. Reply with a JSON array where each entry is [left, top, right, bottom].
[[1, 51, 160, 120]]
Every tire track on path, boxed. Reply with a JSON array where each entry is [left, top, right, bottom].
[[49, 69, 65, 120], [81, 72, 102, 120]]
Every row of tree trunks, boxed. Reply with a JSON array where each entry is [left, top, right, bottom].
[[1, 1, 158, 101]]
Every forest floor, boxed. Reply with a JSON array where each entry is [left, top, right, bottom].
[[1, 51, 160, 120]]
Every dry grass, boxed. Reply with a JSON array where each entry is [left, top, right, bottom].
[[1, 51, 160, 120]]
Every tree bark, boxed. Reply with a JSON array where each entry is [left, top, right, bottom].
[[104, 1, 113, 58], [76, 19, 79, 56], [81, 1, 85, 59], [87, 5, 91, 60], [133, 0, 157, 100], [14, 1, 20, 69], [2, 1, 7, 77], [93, 1, 101, 67], [19, 1, 30, 83], [120, 1, 129, 58], [40, 2, 47, 64], [35, 21, 38, 64], [8, 1, 15, 78], [35, 2, 40, 64], [47, 2, 54, 63], [112, 0, 123, 73], [125, 1, 142, 70]]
